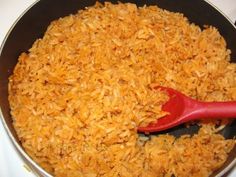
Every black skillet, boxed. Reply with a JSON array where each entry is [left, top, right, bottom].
[[0, 0, 235, 176]]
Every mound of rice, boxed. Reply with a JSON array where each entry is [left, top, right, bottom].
[[9, 2, 235, 177]]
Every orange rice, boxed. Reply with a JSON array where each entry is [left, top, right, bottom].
[[9, 2, 235, 177]]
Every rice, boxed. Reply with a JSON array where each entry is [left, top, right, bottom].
[[8, 2, 235, 177]]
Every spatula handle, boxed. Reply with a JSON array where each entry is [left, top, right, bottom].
[[199, 101, 236, 119]]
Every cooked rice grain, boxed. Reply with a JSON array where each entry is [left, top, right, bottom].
[[9, 2, 235, 177]]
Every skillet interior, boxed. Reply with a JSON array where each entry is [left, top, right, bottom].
[[0, 0, 235, 176]]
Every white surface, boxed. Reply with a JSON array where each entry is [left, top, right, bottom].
[[0, 0, 236, 177]]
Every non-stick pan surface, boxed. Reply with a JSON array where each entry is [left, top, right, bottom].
[[0, 0, 235, 176]]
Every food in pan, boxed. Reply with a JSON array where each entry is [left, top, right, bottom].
[[9, 2, 236, 177]]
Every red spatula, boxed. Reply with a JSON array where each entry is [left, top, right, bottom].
[[138, 86, 236, 133]]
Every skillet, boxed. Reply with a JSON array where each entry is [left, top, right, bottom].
[[0, 0, 235, 176]]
